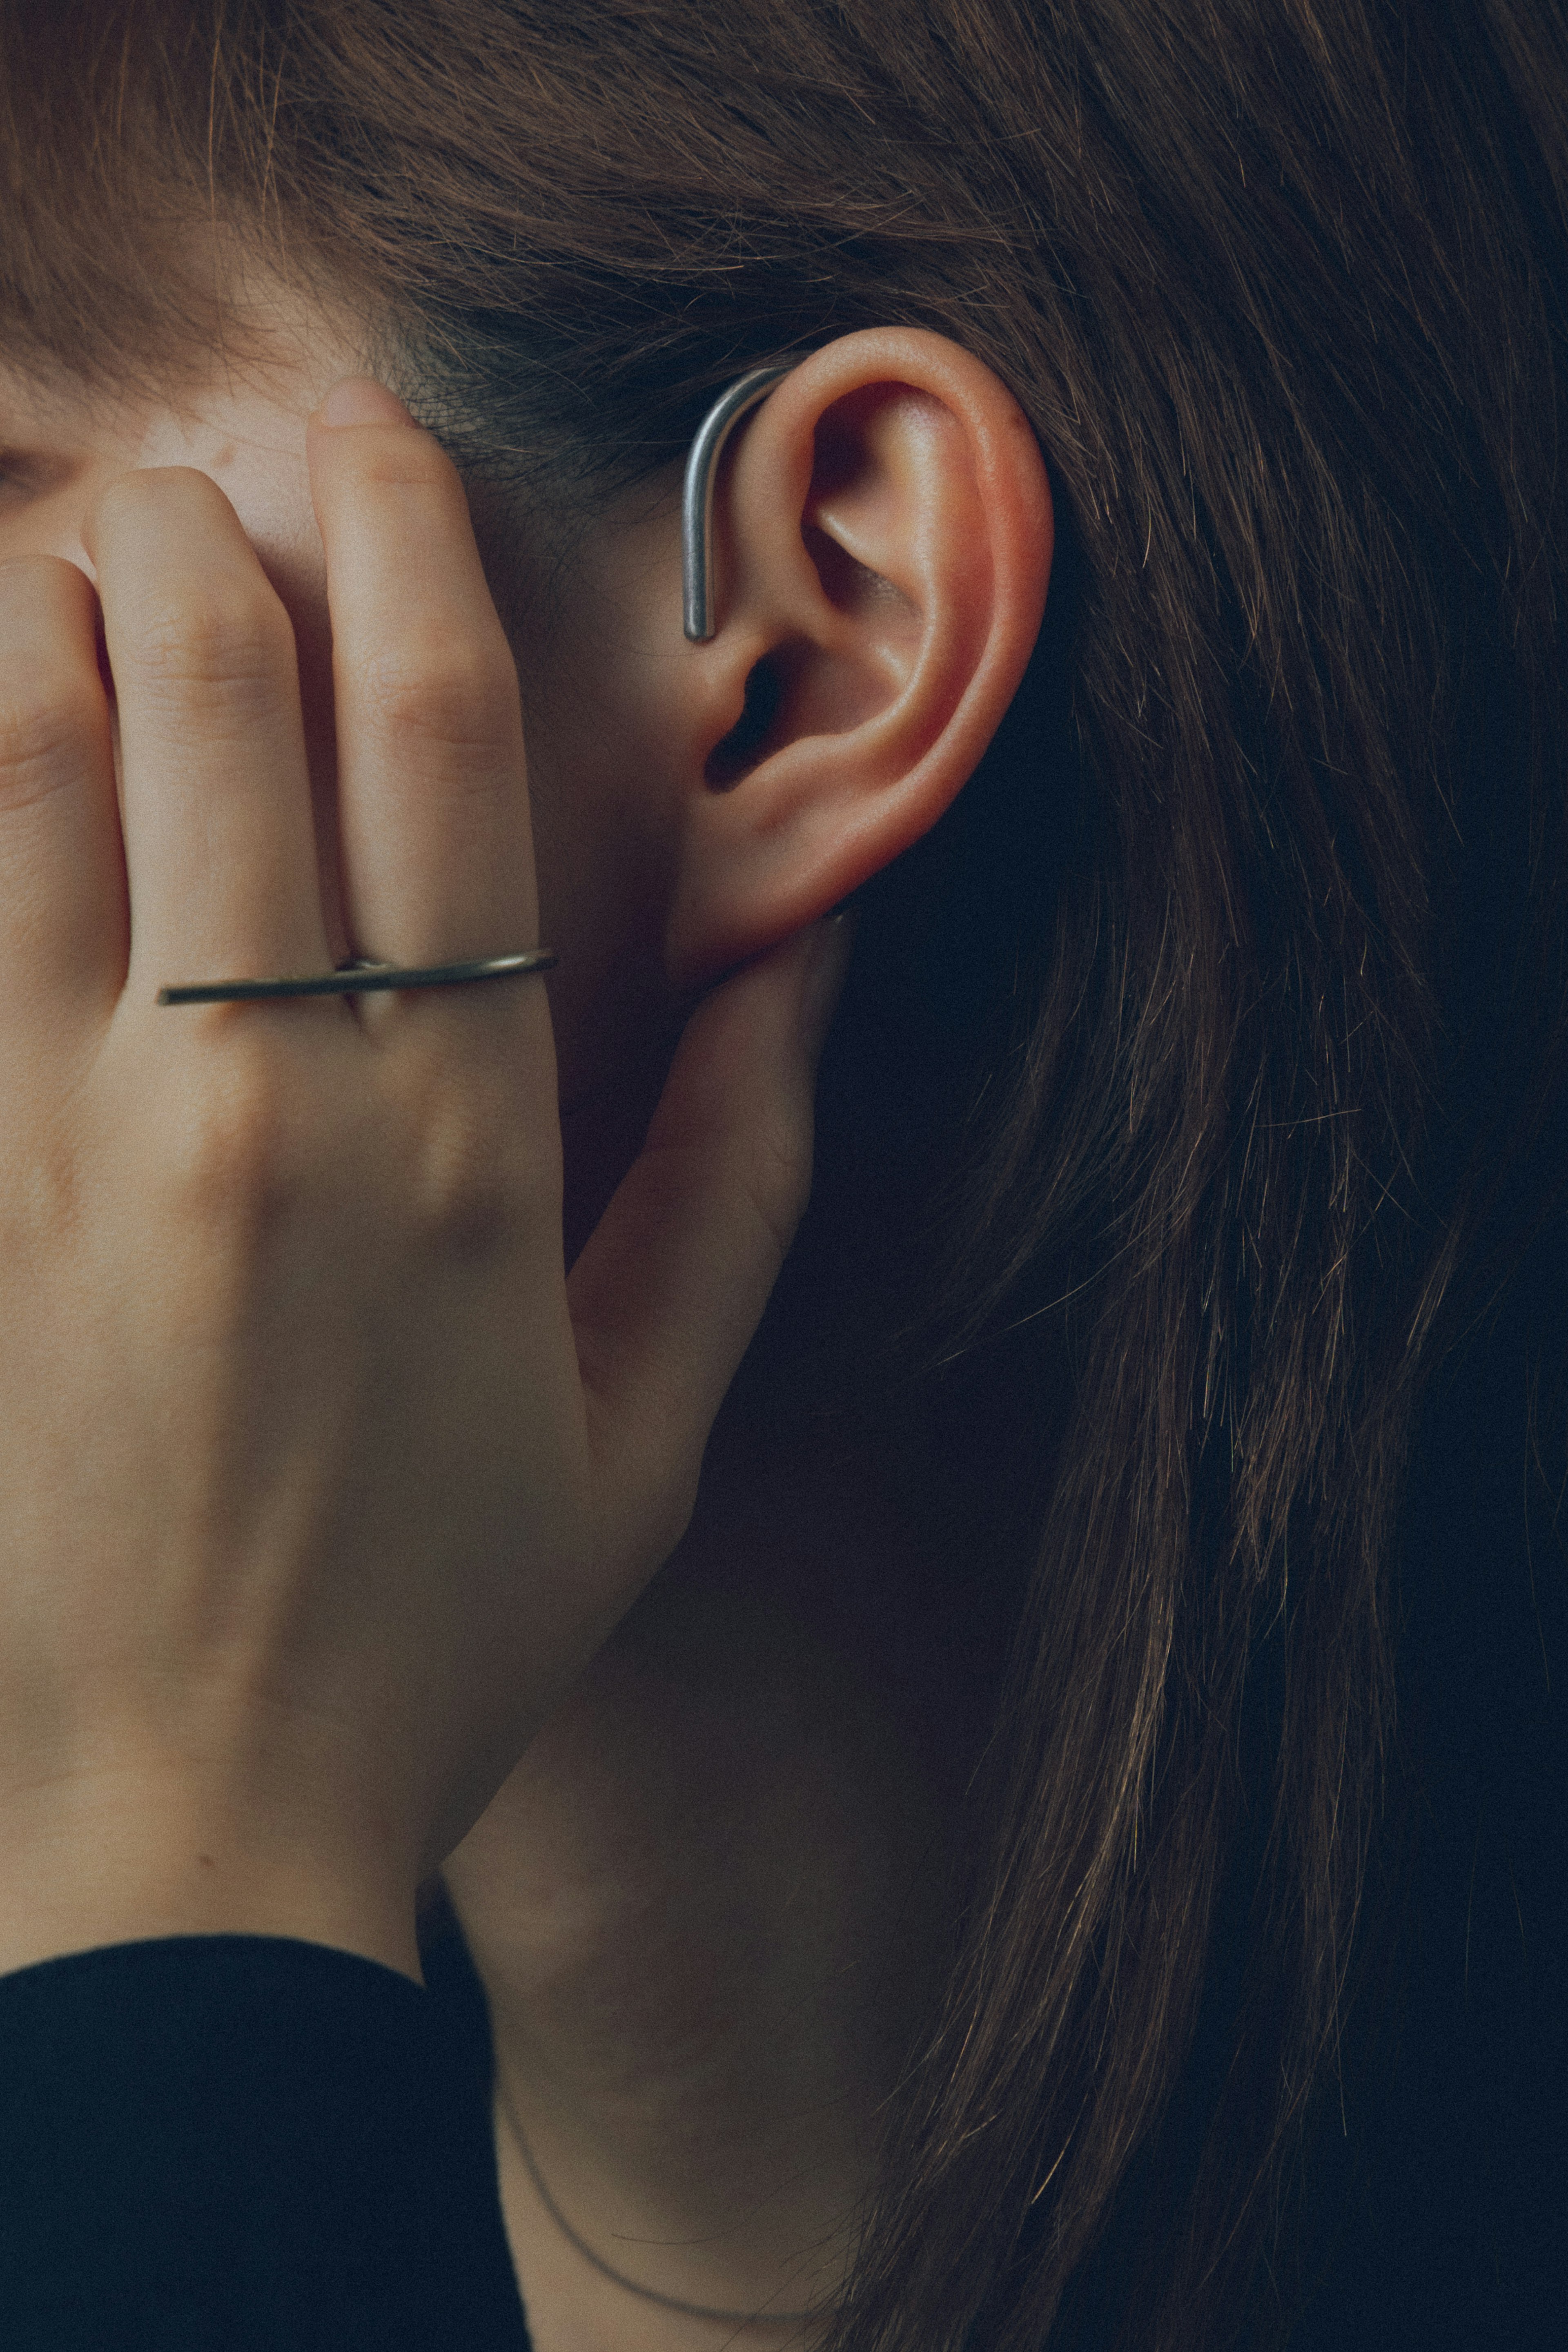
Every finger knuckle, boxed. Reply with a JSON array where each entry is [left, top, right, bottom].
[[132, 593, 294, 718], [400, 1064, 555, 1259], [0, 672, 102, 812], [361, 635, 518, 760], [166, 1039, 300, 1234]]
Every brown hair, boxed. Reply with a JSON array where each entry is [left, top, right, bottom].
[[4, 3, 1566, 2343]]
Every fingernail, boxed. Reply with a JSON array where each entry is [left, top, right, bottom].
[[318, 377, 414, 429], [798, 905, 858, 1060]]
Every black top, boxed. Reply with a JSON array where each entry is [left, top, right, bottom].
[[0, 1913, 531, 2350]]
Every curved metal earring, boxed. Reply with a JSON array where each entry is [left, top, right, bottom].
[[681, 364, 793, 641]]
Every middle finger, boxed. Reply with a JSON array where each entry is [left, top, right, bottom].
[[84, 468, 328, 1001]]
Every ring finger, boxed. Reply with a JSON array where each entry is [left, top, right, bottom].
[[304, 383, 540, 979]]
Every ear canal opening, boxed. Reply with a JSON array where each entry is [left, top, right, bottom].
[[704, 657, 784, 789]]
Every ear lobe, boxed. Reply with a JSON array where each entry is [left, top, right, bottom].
[[666, 328, 1052, 995]]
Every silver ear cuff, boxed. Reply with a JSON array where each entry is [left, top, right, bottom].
[[681, 365, 793, 641]]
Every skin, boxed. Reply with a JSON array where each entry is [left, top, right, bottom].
[[0, 289, 1051, 2347]]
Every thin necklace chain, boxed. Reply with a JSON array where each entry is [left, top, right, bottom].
[[492, 2065, 826, 2332]]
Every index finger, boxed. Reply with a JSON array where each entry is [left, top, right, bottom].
[[305, 380, 540, 974]]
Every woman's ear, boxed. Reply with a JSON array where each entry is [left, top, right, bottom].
[[665, 326, 1053, 992]]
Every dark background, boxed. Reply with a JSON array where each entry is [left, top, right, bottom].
[[1292, 1189, 1566, 2352]]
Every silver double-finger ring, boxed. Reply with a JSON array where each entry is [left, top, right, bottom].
[[157, 951, 558, 1005]]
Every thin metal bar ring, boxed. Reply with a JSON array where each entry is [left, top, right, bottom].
[[156, 950, 558, 1006], [682, 364, 793, 642]]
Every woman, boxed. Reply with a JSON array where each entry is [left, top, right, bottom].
[[0, 2, 1562, 2347]]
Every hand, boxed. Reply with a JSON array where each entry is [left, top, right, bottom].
[[0, 379, 852, 1983]]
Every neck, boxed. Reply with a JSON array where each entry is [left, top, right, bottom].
[[441, 1369, 984, 2352]]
